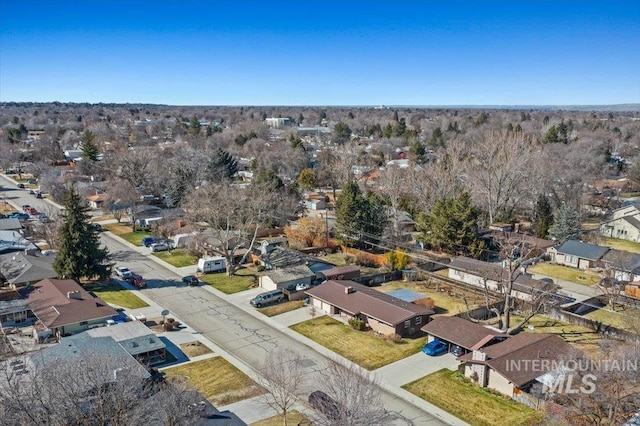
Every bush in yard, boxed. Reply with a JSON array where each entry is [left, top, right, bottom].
[[348, 318, 367, 331], [356, 253, 379, 268], [256, 265, 265, 272]]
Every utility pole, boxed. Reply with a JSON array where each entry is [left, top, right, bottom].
[[325, 208, 329, 248]]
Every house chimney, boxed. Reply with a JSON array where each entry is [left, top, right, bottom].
[[345, 286, 355, 294], [67, 291, 82, 300]]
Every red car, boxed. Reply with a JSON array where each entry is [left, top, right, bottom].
[[126, 274, 146, 289]]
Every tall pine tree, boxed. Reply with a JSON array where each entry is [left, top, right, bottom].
[[532, 194, 554, 239], [80, 130, 99, 161], [548, 204, 582, 243], [335, 180, 385, 249], [54, 188, 112, 281]]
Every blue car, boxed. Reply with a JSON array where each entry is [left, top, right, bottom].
[[422, 339, 448, 356], [9, 212, 30, 220], [141, 237, 157, 247]]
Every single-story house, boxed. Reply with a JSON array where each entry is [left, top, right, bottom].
[[317, 265, 361, 281], [0, 251, 57, 287], [421, 316, 507, 356], [601, 248, 640, 282], [87, 320, 167, 365], [305, 198, 326, 210], [257, 246, 334, 274], [86, 192, 108, 210], [306, 280, 433, 337], [600, 205, 640, 242], [18, 278, 117, 338], [0, 230, 38, 254], [458, 333, 575, 406], [259, 265, 316, 300], [0, 218, 23, 232], [448, 256, 559, 302], [134, 206, 185, 228], [547, 240, 609, 269]]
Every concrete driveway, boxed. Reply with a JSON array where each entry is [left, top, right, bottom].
[[376, 352, 460, 387]]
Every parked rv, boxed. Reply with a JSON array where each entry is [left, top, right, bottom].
[[197, 257, 226, 274]]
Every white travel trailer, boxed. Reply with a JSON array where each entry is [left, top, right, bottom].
[[197, 256, 226, 273]]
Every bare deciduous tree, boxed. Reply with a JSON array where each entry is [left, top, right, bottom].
[[257, 350, 306, 426], [309, 358, 392, 426]]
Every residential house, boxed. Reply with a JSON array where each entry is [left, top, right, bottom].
[[547, 240, 609, 269], [305, 280, 433, 337], [480, 230, 557, 253], [0, 218, 23, 232], [87, 320, 167, 366], [600, 205, 640, 242], [0, 230, 38, 254], [18, 278, 117, 338], [86, 192, 108, 210], [259, 265, 316, 300], [421, 316, 507, 356], [134, 206, 184, 228], [257, 245, 334, 274], [601, 248, 640, 282], [317, 265, 361, 281], [0, 250, 57, 287], [448, 256, 559, 302], [458, 333, 575, 407]]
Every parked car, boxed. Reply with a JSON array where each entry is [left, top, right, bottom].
[[26, 178, 37, 184], [308, 391, 342, 422], [150, 242, 169, 252], [25, 206, 37, 215], [0, 213, 5, 219], [114, 266, 133, 279], [21, 205, 30, 212], [28, 189, 35, 195], [126, 274, 146, 288], [181, 275, 199, 286], [35, 192, 43, 199], [90, 223, 103, 232], [250, 290, 284, 308], [295, 283, 311, 291], [422, 339, 448, 356], [8, 212, 30, 220], [141, 237, 158, 247], [451, 345, 464, 357], [17, 183, 25, 189]]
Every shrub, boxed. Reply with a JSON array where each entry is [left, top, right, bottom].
[[356, 253, 379, 268], [348, 318, 367, 331], [343, 254, 356, 264], [256, 265, 265, 272]]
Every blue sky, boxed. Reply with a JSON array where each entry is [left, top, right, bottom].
[[1, 1, 639, 105]]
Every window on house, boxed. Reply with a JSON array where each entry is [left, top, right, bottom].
[[453, 269, 461, 276], [404, 320, 411, 329], [415, 316, 422, 325], [79, 321, 88, 326]]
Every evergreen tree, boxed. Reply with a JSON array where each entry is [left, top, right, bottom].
[[298, 168, 316, 191], [206, 149, 238, 180], [409, 140, 426, 164], [54, 188, 112, 281], [532, 194, 554, 239], [548, 204, 582, 243], [188, 115, 201, 136], [80, 130, 99, 161], [332, 121, 352, 144], [428, 127, 444, 147], [335, 180, 385, 249], [417, 192, 484, 258]]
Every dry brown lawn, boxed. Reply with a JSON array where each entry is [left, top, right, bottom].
[[180, 341, 214, 357]]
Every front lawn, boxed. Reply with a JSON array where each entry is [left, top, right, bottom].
[[403, 369, 543, 426], [86, 281, 149, 309], [152, 248, 198, 267], [258, 300, 305, 317], [527, 263, 600, 286], [290, 316, 426, 370], [601, 237, 640, 254], [104, 223, 152, 246], [164, 357, 264, 406], [199, 267, 257, 294], [251, 411, 310, 426]]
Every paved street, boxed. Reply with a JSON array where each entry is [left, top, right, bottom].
[[0, 174, 463, 426]]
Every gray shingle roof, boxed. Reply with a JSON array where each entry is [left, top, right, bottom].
[[0, 218, 22, 231], [265, 265, 315, 284], [87, 320, 166, 356], [0, 252, 57, 285], [555, 240, 609, 260]]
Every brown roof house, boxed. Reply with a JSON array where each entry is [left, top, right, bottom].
[[421, 316, 508, 356], [458, 333, 576, 407], [448, 256, 559, 302], [19, 278, 117, 339], [305, 280, 433, 337]]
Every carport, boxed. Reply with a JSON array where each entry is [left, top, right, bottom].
[[420, 316, 508, 356]]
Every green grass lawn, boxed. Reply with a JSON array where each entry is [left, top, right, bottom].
[[403, 369, 543, 426], [199, 267, 257, 294], [290, 316, 426, 370], [601, 237, 640, 254], [258, 300, 305, 317], [164, 357, 264, 406], [104, 223, 152, 246], [528, 263, 601, 286], [152, 248, 198, 267], [86, 281, 149, 309]]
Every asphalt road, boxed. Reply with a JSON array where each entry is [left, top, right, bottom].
[[0, 175, 449, 426]]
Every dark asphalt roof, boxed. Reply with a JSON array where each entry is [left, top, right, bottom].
[[554, 240, 609, 260]]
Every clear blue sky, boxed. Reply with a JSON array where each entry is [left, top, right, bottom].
[[1, 1, 639, 105]]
